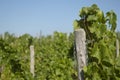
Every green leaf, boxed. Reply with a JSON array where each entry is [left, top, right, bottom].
[[79, 7, 88, 17], [89, 23, 97, 33], [91, 43, 101, 63], [73, 20, 80, 30], [92, 72, 101, 80], [83, 66, 87, 73], [87, 15, 98, 21], [106, 10, 117, 31], [115, 56, 120, 67]]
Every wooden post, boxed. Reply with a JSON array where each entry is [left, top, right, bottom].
[[74, 29, 86, 80], [30, 45, 35, 77], [0, 66, 3, 73], [116, 39, 119, 57]]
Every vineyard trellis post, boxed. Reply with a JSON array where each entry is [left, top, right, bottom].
[[116, 39, 119, 57], [74, 29, 87, 80], [30, 45, 35, 77]]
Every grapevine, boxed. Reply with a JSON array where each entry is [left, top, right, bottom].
[[73, 4, 120, 80]]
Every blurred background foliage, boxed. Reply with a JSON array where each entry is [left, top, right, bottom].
[[0, 32, 77, 80]]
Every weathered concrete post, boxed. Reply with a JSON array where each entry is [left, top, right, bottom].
[[74, 29, 86, 80], [30, 45, 35, 77]]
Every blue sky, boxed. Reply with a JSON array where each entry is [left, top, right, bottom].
[[0, 0, 120, 36]]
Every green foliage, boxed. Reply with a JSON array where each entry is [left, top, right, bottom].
[[74, 4, 119, 80], [34, 32, 76, 80], [0, 32, 76, 80]]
